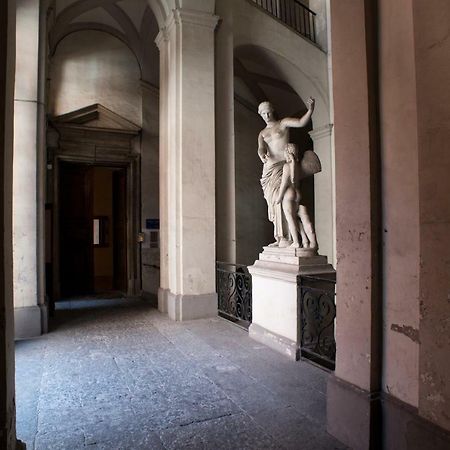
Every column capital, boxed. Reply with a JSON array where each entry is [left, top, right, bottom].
[[165, 8, 219, 34], [155, 28, 168, 50], [309, 123, 333, 141]]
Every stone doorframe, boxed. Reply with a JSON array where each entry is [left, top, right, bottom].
[[51, 133, 141, 301]]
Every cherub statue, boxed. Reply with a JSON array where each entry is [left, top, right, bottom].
[[275, 143, 320, 249]]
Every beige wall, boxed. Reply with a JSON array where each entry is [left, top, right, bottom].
[[331, 0, 380, 393], [48, 30, 142, 126], [380, 0, 450, 431], [413, 0, 450, 431], [379, 0, 420, 407], [330, 0, 450, 437]]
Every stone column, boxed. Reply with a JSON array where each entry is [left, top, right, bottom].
[[162, 9, 219, 321], [155, 29, 169, 313], [326, 1, 381, 449], [215, 0, 236, 265], [13, 0, 47, 338], [309, 124, 335, 265]]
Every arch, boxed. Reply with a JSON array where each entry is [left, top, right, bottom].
[[48, 29, 143, 126], [234, 44, 329, 129], [50, 23, 143, 77]]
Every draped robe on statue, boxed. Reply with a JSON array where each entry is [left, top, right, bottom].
[[260, 160, 290, 241]]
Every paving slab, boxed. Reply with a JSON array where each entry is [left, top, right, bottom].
[[16, 298, 346, 449]]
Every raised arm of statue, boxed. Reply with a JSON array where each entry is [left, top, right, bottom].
[[280, 97, 315, 129], [257, 132, 268, 163]]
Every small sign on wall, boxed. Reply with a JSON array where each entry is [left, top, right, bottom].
[[143, 219, 159, 249], [146, 218, 159, 230]]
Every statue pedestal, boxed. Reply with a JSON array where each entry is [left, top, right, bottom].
[[248, 246, 335, 360]]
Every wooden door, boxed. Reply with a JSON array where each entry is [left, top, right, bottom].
[[113, 168, 127, 292], [59, 163, 94, 296]]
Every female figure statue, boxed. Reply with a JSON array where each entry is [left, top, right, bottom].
[[257, 98, 319, 249]]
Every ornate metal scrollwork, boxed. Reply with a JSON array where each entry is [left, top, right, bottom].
[[216, 262, 252, 329], [299, 274, 336, 370]]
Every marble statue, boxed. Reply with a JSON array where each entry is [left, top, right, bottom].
[[257, 98, 321, 249]]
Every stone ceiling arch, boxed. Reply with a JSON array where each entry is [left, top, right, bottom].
[[234, 44, 329, 129]]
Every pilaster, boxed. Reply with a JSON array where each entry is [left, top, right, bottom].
[[13, 0, 47, 338], [161, 8, 219, 320], [309, 123, 334, 265]]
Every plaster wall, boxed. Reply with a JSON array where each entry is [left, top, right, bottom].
[[412, 0, 450, 431], [379, 0, 420, 408], [48, 30, 142, 127], [234, 101, 273, 265], [330, 0, 379, 392]]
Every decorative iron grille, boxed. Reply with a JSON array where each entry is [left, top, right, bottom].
[[216, 262, 252, 329], [299, 273, 336, 370], [249, 0, 317, 44]]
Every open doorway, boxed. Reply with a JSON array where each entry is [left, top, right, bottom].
[[59, 163, 127, 299]]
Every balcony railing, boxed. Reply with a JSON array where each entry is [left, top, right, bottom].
[[299, 273, 336, 370], [216, 262, 252, 329], [249, 0, 317, 44]]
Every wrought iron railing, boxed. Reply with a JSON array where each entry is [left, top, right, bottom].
[[216, 262, 252, 329], [299, 273, 336, 370], [249, 0, 317, 44]]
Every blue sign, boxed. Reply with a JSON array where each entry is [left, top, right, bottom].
[[146, 219, 160, 230]]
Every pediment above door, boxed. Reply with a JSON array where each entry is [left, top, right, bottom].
[[51, 104, 140, 135]]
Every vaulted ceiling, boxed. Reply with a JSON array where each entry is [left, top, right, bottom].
[[48, 0, 160, 84]]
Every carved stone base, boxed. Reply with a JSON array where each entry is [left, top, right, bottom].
[[248, 247, 335, 359]]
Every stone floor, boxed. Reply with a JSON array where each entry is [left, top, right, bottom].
[[16, 298, 346, 450]]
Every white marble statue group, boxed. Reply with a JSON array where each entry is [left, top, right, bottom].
[[257, 98, 320, 251]]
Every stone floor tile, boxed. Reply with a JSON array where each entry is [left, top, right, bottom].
[[16, 298, 343, 450], [159, 413, 279, 450]]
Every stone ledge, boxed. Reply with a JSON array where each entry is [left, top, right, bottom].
[[249, 322, 300, 361]]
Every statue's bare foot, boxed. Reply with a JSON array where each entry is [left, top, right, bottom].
[[290, 242, 300, 248], [301, 240, 309, 248], [268, 241, 279, 247], [278, 238, 291, 248]]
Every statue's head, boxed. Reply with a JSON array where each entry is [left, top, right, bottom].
[[258, 101, 275, 124], [285, 143, 299, 162]]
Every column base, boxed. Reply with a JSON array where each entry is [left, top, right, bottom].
[[327, 375, 381, 450], [158, 287, 169, 313], [249, 322, 299, 360], [14, 305, 45, 339], [167, 291, 217, 321]]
